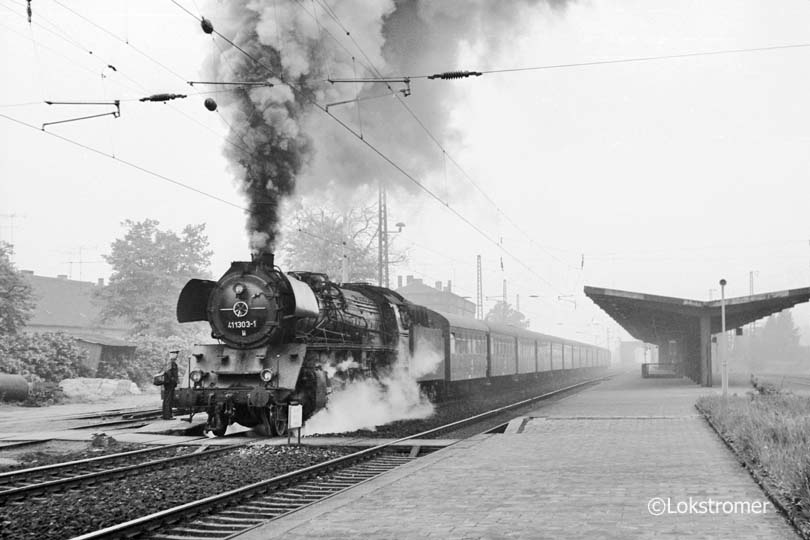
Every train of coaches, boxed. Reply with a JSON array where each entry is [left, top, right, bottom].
[[170, 253, 609, 435]]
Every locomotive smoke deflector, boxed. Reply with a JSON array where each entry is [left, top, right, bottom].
[[286, 274, 319, 318], [177, 278, 217, 323]]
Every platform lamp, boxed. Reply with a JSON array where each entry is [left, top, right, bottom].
[[720, 278, 728, 399]]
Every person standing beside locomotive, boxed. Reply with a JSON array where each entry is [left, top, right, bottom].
[[161, 352, 179, 420]]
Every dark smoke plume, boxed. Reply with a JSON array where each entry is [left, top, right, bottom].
[[206, 0, 571, 251]]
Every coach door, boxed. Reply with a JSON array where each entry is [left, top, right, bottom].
[[410, 325, 445, 382]]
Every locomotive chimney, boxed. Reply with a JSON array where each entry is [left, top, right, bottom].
[[252, 252, 275, 269]]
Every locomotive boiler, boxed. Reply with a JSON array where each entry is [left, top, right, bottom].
[[175, 253, 409, 436]]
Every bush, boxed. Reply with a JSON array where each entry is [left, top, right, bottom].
[[0, 333, 92, 384], [96, 333, 201, 388]]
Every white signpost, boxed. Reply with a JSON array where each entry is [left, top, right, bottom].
[[288, 403, 303, 445]]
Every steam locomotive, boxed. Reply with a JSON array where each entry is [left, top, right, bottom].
[[174, 253, 610, 436], [175, 253, 412, 435]]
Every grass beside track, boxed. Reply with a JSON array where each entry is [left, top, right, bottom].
[[697, 392, 810, 538]]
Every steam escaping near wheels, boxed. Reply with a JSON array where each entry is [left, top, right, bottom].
[[304, 348, 442, 435]]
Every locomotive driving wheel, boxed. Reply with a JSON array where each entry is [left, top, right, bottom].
[[207, 411, 227, 437], [272, 404, 288, 437]]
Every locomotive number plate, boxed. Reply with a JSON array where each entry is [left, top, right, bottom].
[[227, 319, 258, 329]]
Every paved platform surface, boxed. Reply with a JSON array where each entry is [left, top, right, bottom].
[[237, 372, 799, 539]]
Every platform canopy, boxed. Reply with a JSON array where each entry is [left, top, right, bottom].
[[584, 285, 810, 386]]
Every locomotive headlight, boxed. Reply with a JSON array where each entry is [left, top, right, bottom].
[[190, 370, 204, 383], [234, 283, 246, 295], [260, 368, 274, 382]]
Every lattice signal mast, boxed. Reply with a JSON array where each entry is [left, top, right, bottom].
[[378, 184, 389, 288]]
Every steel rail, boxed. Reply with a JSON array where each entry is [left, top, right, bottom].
[[0, 443, 243, 502], [0, 439, 51, 450], [0, 440, 198, 481], [69, 374, 609, 540]]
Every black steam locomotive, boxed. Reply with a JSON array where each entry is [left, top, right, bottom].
[[175, 253, 411, 435], [175, 253, 610, 436]]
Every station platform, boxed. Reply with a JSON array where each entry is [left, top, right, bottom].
[[236, 372, 799, 540]]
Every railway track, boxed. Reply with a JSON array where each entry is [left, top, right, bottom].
[[0, 439, 51, 450], [70, 375, 608, 540], [0, 440, 240, 503]]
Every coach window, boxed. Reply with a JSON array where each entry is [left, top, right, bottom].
[[458, 332, 468, 355], [450, 332, 456, 354]]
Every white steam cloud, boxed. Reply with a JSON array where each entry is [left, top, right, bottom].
[[304, 341, 443, 435]]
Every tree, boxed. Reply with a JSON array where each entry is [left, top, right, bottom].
[[0, 241, 34, 336], [95, 220, 213, 338], [730, 309, 804, 371], [751, 310, 803, 367], [277, 200, 406, 283], [485, 301, 530, 329]]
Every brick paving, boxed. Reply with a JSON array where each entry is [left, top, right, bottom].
[[237, 372, 799, 539]]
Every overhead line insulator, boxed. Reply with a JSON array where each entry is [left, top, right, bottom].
[[201, 17, 214, 34], [139, 93, 188, 102], [427, 70, 483, 80]]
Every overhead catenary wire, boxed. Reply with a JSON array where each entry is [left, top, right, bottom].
[[305, 0, 570, 284], [168, 0, 553, 290], [322, 42, 810, 82], [0, 113, 248, 212], [303, 0, 560, 284], [305, 3, 810, 274], [7, 0, 256, 158]]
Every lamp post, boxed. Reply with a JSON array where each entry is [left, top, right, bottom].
[[720, 278, 728, 399]]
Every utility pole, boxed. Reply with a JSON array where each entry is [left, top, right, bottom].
[[476, 255, 483, 319], [341, 212, 348, 283], [720, 278, 728, 399], [377, 183, 389, 288], [502, 279, 507, 305], [516, 294, 520, 312]]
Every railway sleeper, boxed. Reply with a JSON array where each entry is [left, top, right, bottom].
[[285, 485, 340, 494], [329, 473, 377, 481], [228, 501, 287, 510], [205, 514, 278, 524], [237, 500, 295, 509], [266, 491, 322, 500], [213, 510, 278, 520], [157, 526, 234, 537], [250, 500, 308, 510], [260, 498, 317, 507], [183, 521, 255, 531]]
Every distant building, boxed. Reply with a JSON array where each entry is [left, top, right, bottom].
[[20, 271, 135, 374], [395, 275, 476, 318]]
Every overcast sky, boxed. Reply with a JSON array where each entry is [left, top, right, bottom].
[[1, 0, 809, 345]]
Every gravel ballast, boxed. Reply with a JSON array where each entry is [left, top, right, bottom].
[[0, 445, 354, 540]]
